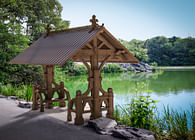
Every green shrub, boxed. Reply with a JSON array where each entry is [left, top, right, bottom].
[[72, 64, 88, 76], [113, 82, 194, 140], [127, 66, 134, 71], [24, 85, 32, 102], [114, 83, 158, 130], [1, 84, 32, 101], [102, 64, 124, 73], [1, 84, 17, 96], [191, 105, 195, 139], [114, 95, 158, 130]]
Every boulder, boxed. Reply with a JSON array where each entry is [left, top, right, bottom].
[[0, 95, 6, 98], [8, 96, 18, 100], [112, 126, 155, 140], [87, 118, 155, 140], [18, 101, 31, 108], [88, 117, 117, 135]]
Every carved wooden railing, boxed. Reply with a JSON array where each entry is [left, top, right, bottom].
[[68, 88, 113, 125], [32, 81, 71, 121]]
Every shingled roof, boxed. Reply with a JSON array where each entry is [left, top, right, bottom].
[[10, 24, 139, 65]]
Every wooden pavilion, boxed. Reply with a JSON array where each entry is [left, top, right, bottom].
[[10, 15, 139, 125]]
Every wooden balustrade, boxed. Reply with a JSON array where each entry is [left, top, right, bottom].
[[68, 87, 113, 125], [32, 81, 71, 121]]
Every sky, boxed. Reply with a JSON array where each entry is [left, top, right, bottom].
[[59, 0, 195, 41]]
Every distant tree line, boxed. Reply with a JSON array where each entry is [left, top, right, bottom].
[[119, 36, 195, 66]]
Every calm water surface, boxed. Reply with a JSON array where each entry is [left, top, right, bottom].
[[56, 70, 195, 112]]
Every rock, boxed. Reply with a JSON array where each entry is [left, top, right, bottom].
[[120, 62, 155, 73], [8, 96, 18, 100], [18, 101, 31, 108], [88, 117, 117, 135], [112, 126, 155, 140], [0, 95, 6, 98], [87, 118, 155, 140]]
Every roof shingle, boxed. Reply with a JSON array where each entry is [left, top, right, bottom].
[[10, 26, 100, 65]]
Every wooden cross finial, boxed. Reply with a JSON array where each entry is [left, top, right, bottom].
[[90, 15, 99, 28], [45, 24, 51, 37], [89, 15, 104, 33]]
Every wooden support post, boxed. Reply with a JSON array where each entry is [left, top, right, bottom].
[[106, 88, 114, 118], [32, 84, 38, 110], [90, 38, 102, 119], [75, 90, 84, 125], [39, 92, 44, 112], [43, 65, 54, 109], [59, 82, 65, 107], [67, 104, 72, 121]]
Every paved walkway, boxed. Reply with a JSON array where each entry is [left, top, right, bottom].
[[0, 98, 119, 140]]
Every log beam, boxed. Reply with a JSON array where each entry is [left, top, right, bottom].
[[42, 65, 54, 108], [90, 38, 102, 119]]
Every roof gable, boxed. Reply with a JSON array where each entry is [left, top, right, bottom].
[[10, 25, 139, 65], [70, 27, 139, 64]]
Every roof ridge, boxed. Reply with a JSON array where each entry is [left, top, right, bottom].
[[48, 25, 93, 35]]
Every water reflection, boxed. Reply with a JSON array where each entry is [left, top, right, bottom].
[[55, 70, 195, 112], [101, 71, 195, 95]]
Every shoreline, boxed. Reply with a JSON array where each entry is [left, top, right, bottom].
[[157, 66, 195, 70]]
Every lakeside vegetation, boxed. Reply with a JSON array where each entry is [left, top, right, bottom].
[[114, 83, 195, 140]]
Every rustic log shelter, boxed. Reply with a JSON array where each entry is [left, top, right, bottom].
[[10, 15, 139, 125]]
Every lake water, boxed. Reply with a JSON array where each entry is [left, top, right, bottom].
[[56, 70, 195, 113]]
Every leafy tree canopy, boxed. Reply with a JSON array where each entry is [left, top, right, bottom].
[[0, 0, 69, 85], [120, 36, 195, 66]]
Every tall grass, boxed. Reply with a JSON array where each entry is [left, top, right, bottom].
[[113, 82, 195, 140], [114, 100, 195, 140], [0, 84, 32, 101], [191, 105, 195, 139], [158, 106, 189, 139]]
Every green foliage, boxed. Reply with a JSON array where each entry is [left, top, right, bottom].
[[0, 0, 69, 85], [61, 60, 74, 74], [113, 82, 195, 140], [0, 0, 70, 40], [24, 85, 32, 102], [0, 84, 17, 96], [127, 66, 134, 71], [102, 64, 124, 73], [128, 95, 157, 129], [61, 62, 124, 76], [58, 63, 88, 76], [114, 103, 195, 140], [0, 84, 32, 101], [191, 105, 195, 139], [120, 36, 195, 66], [146, 36, 195, 66], [61, 61, 88, 76], [72, 65, 88, 75], [119, 39, 149, 62], [114, 83, 158, 130], [153, 106, 190, 140]]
